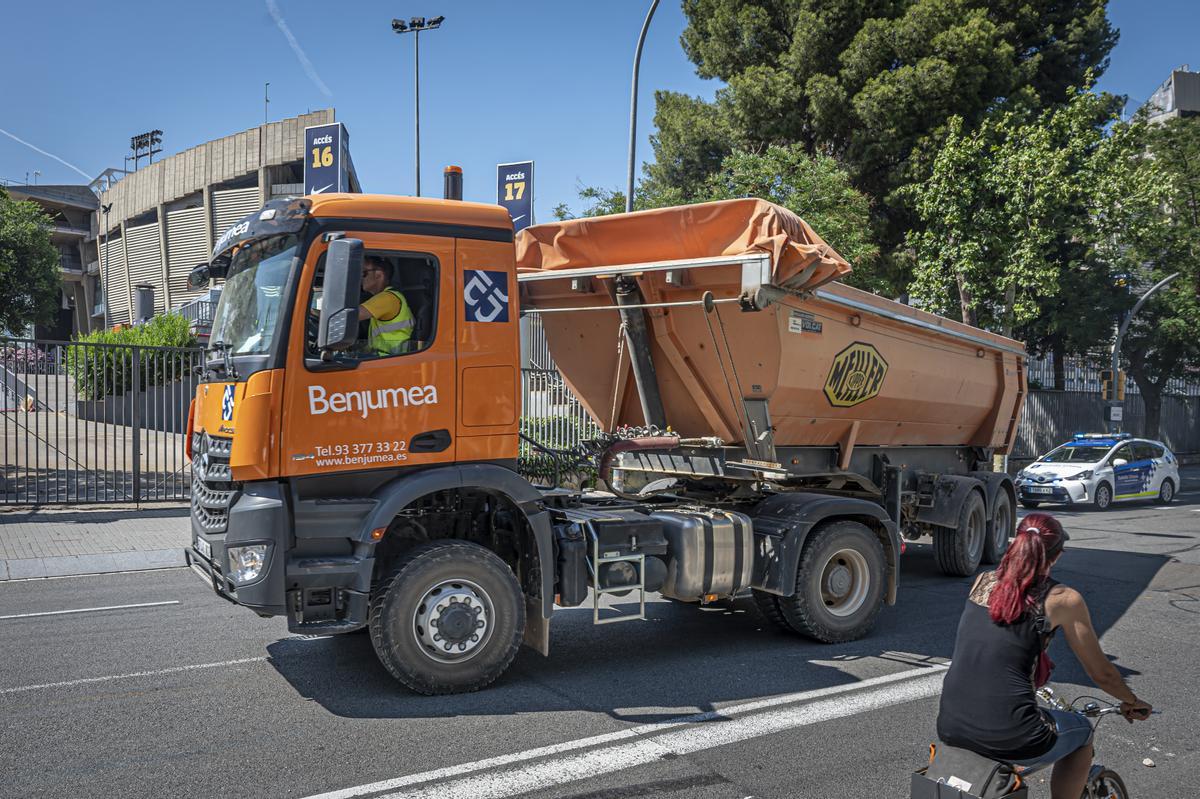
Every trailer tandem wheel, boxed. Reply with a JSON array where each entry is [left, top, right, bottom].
[[778, 520, 886, 643], [933, 491, 986, 576], [982, 490, 1014, 565], [369, 540, 525, 695]]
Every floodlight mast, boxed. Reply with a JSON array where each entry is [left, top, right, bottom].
[[392, 15, 444, 197]]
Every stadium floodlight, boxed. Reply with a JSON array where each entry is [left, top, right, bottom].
[[391, 14, 445, 197]]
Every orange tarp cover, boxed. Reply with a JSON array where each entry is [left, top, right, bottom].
[[515, 198, 851, 291]]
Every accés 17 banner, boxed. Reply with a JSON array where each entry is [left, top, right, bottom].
[[496, 161, 534, 232]]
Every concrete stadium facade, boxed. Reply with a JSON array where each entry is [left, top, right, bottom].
[[96, 108, 355, 326]]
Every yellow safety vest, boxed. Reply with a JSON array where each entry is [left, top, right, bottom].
[[367, 289, 415, 355]]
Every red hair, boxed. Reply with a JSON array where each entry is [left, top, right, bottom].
[[988, 513, 1067, 624]]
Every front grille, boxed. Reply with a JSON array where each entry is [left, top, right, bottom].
[[191, 432, 236, 532]]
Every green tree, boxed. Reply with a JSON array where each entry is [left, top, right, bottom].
[[0, 186, 60, 335], [654, 0, 1117, 277], [905, 86, 1139, 344], [1117, 116, 1200, 437]]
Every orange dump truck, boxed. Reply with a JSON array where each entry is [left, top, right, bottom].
[[184, 190, 1024, 695]]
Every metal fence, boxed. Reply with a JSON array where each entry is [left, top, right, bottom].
[[1013, 390, 1200, 460], [1, 338, 203, 504], [1026, 353, 1200, 397]]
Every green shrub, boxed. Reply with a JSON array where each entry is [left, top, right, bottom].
[[68, 313, 200, 400]]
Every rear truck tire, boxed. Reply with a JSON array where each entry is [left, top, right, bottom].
[[1158, 478, 1175, 504], [982, 490, 1014, 565], [934, 491, 986, 577], [1093, 482, 1113, 511], [1020, 499, 1041, 509], [369, 540, 525, 695], [751, 589, 791, 631], [778, 520, 886, 643]]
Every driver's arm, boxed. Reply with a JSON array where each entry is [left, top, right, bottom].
[[1052, 587, 1148, 717], [358, 291, 402, 323]]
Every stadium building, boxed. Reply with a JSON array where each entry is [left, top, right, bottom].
[[95, 109, 358, 327]]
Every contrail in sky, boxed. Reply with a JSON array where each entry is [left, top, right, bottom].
[[266, 0, 333, 98], [0, 127, 93, 182]]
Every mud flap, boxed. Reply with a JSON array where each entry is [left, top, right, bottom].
[[522, 595, 550, 656]]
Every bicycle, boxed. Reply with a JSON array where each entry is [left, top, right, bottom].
[[914, 686, 1148, 798], [1031, 686, 1132, 799]]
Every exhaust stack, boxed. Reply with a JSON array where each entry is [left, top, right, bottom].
[[443, 165, 463, 201]]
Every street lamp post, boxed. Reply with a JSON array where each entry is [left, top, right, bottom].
[[392, 15, 445, 197], [1107, 272, 1181, 432], [625, 0, 660, 213]]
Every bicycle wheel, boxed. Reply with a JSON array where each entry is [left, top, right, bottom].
[[1088, 768, 1128, 799]]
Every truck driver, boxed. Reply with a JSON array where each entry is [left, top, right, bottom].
[[358, 256, 415, 355]]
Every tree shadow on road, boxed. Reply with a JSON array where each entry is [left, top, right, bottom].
[[264, 543, 1170, 720]]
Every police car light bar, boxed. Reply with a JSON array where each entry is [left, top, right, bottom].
[[1073, 432, 1130, 440]]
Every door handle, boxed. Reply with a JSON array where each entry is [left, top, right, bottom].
[[410, 429, 452, 453]]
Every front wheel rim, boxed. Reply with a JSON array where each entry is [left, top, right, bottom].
[[411, 578, 495, 664], [820, 548, 871, 617], [1097, 486, 1111, 507]]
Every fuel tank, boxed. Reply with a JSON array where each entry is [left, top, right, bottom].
[[517, 199, 1026, 453]]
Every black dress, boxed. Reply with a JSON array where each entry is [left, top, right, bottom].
[[936, 571, 1058, 761]]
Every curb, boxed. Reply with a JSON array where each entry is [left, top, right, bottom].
[[0, 549, 186, 581]]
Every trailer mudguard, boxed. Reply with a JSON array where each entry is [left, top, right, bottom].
[[748, 492, 901, 604], [357, 463, 556, 620], [914, 474, 987, 529]]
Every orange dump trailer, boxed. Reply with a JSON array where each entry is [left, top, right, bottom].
[[517, 198, 1025, 454]]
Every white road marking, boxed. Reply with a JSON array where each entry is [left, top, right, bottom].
[[0, 656, 265, 696], [0, 601, 180, 620], [303, 664, 948, 799]]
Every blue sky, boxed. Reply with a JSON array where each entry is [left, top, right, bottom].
[[0, 0, 1196, 223]]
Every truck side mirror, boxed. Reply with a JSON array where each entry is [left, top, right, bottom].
[[318, 238, 363, 352], [188, 263, 211, 289]]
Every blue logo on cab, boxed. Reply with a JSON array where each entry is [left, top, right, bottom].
[[221, 385, 235, 421]]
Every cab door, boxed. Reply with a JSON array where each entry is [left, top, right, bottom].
[[279, 231, 458, 476]]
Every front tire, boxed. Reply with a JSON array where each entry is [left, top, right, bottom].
[[778, 521, 886, 643], [1158, 478, 1175, 505], [934, 491, 987, 577], [1093, 482, 1113, 511], [751, 589, 791, 632], [369, 540, 525, 695], [983, 491, 1014, 565], [1089, 768, 1129, 799]]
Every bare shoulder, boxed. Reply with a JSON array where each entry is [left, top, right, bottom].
[[1046, 584, 1087, 616]]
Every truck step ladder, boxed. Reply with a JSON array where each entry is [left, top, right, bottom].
[[588, 526, 646, 625]]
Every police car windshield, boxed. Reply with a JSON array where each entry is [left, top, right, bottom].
[[209, 234, 299, 355], [1041, 445, 1111, 463]]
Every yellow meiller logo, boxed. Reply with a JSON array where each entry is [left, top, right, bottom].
[[824, 342, 888, 407]]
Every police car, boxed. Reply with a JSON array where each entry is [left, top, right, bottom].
[[1016, 433, 1179, 510]]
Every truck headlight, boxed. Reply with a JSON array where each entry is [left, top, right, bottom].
[[228, 545, 268, 583]]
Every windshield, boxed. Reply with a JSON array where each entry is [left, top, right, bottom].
[[208, 234, 299, 355], [1040, 445, 1110, 464]]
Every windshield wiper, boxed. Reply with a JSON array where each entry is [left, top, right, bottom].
[[209, 340, 240, 380]]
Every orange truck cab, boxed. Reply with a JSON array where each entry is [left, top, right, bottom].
[[185, 192, 1021, 695]]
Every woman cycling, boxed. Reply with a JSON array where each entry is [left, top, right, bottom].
[[937, 513, 1151, 798]]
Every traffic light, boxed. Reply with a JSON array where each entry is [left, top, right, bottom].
[[1100, 369, 1126, 401]]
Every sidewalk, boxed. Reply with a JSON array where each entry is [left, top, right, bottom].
[[0, 505, 189, 581]]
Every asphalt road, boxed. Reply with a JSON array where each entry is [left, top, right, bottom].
[[1, 491, 1197, 799]]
